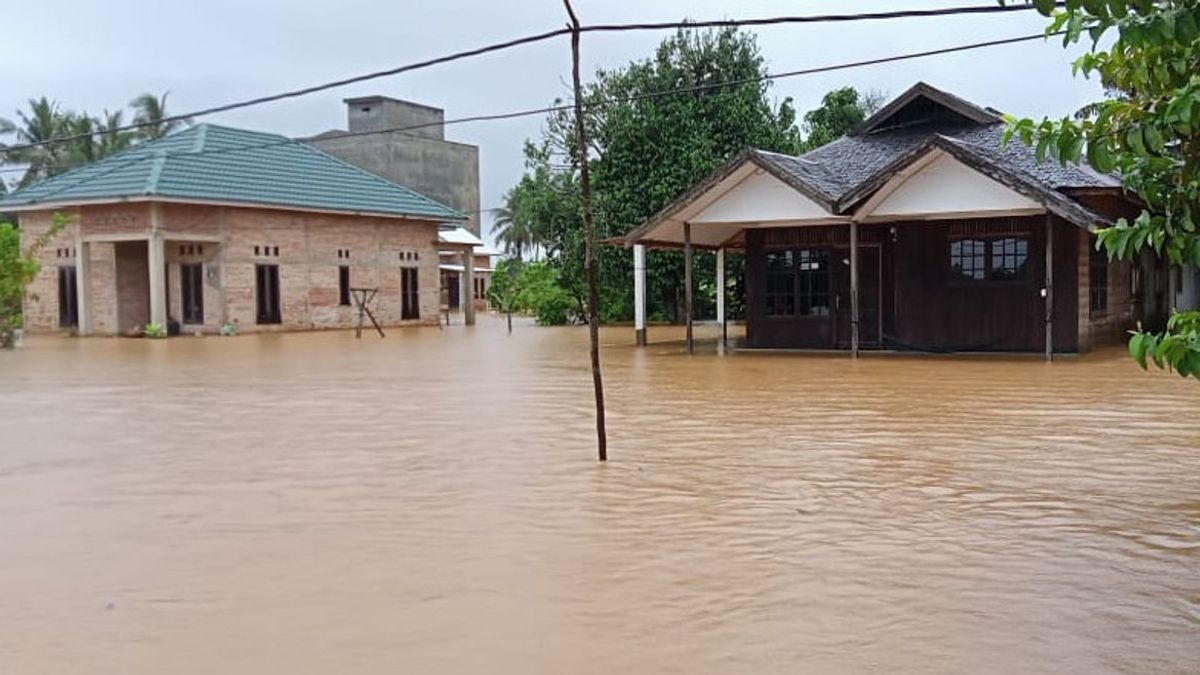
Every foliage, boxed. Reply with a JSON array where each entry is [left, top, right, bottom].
[[1, 92, 188, 187], [0, 213, 67, 348], [130, 92, 191, 141], [505, 27, 811, 325], [1001, 0, 1200, 378], [142, 322, 166, 339], [220, 321, 238, 337], [486, 258, 576, 326], [801, 86, 885, 150]]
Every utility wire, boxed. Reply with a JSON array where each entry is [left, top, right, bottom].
[[0, 3, 1060, 155], [0, 29, 1065, 184]]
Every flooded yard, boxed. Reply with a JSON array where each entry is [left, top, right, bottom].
[[1, 316, 1198, 674]]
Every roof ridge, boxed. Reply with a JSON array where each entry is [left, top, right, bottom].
[[144, 149, 168, 194]]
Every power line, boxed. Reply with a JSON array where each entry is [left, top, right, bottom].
[[578, 4, 1059, 33], [0, 3, 1059, 155], [0, 29, 1066, 188]]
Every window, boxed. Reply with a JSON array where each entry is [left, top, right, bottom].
[[401, 267, 419, 320], [57, 266, 78, 328], [338, 265, 351, 306], [990, 237, 1029, 280], [255, 264, 282, 324], [950, 239, 986, 281], [1090, 244, 1108, 316], [474, 277, 486, 300], [765, 250, 795, 316], [950, 237, 1031, 282], [181, 263, 204, 324], [797, 249, 830, 316]]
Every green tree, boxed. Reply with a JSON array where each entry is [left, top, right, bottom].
[[2, 100, 136, 184], [510, 27, 803, 324], [801, 86, 885, 150], [0, 214, 67, 348], [1, 97, 72, 186], [1002, 1, 1200, 378], [130, 92, 191, 141]]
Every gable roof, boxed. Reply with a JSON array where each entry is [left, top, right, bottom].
[[851, 81, 1001, 135], [624, 83, 1123, 245], [0, 124, 466, 221]]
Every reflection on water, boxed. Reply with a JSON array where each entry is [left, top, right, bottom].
[[1, 317, 1198, 674]]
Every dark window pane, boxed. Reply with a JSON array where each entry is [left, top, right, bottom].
[[950, 238, 986, 281], [338, 265, 351, 306], [765, 250, 795, 316]]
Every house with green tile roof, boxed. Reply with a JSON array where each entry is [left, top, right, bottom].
[[3, 123, 479, 336]]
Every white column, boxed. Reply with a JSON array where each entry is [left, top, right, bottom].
[[462, 247, 476, 326], [716, 247, 726, 346], [74, 239, 92, 335], [148, 232, 167, 327], [634, 244, 646, 346]]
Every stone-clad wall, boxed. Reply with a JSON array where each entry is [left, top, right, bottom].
[[21, 202, 443, 335]]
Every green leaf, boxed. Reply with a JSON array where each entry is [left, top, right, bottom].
[[1088, 139, 1116, 172], [1144, 124, 1165, 153], [1129, 332, 1150, 369], [1126, 126, 1148, 156], [1034, 0, 1057, 16]]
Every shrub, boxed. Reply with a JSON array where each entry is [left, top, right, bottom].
[[142, 322, 166, 339]]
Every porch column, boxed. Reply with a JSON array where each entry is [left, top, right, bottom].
[[683, 222, 693, 354], [1044, 214, 1054, 361], [148, 231, 167, 328], [462, 247, 476, 326], [716, 247, 726, 346], [634, 243, 647, 346], [74, 238, 92, 336], [850, 221, 860, 358]]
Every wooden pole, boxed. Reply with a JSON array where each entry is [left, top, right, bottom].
[[850, 221, 860, 358], [565, 0, 607, 462], [1045, 214, 1054, 361], [684, 222, 693, 354], [716, 247, 726, 347]]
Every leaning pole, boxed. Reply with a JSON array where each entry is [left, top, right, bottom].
[[565, 0, 608, 462]]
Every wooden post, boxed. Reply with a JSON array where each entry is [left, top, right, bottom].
[[565, 0, 607, 462], [850, 221, 860, 358], [634, 243, 647, 346], [716, 247, 726, 346], [1045, 214, 1054, 361], [683, 221, 693, 354]]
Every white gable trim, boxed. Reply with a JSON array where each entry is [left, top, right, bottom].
[[688, 168, 832, 224], [853, 149, 1045, 223]]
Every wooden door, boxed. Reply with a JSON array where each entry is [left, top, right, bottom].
[[833, 247, 881, 348]]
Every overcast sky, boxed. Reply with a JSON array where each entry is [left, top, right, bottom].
[[1, 1, 1100, 239]]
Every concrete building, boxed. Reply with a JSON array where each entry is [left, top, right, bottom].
[[2, 124, 466, 336], [309, 97, 482, 235]]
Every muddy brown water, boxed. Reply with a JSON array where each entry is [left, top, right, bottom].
[[1, 316, 1198, 674]]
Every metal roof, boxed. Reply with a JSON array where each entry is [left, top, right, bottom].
[[437, 226, 484, 247], [0, 124, 466, 221]]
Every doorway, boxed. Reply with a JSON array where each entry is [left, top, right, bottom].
[[832, 246, 881, 348]]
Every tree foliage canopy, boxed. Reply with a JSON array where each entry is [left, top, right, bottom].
[[497, 28, 878, 325], [1, 92, 188, 190], [1002, 0, 1200, 378]]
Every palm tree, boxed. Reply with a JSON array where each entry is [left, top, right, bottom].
[[130, 92, 191, 140], [96, 110, 134, 157], [2, 97, 72, 187], [491, 205, 534, 260]]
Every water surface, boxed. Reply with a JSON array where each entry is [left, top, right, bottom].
[[2, 318, 1198, 673]]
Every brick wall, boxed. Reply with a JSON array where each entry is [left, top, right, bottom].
[[21, 202, 444, 335]]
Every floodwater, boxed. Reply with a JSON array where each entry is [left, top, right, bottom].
[[2, 317, 1199, 674]]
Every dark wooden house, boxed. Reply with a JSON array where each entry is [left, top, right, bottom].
[[622, 83, 1158, 355]]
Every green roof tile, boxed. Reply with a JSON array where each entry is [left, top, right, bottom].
[[0, 124, 465, 221]]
